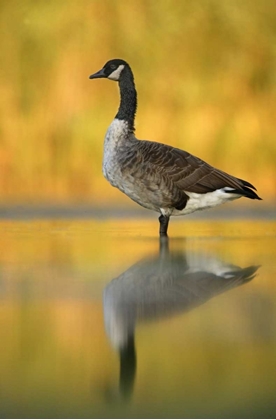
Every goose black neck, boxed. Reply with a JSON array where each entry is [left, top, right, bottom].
[[116, 66, 137, 133]]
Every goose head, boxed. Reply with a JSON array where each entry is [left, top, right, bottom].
[[89, 59, 128, 82]]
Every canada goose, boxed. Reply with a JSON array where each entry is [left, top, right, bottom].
[[89, 59, 261, 236], [104, 239, 259, 399]]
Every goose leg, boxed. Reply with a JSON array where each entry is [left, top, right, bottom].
[[159, 214, 170, 237]]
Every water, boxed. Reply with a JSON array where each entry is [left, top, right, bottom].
[[0, 218, 275, 418]]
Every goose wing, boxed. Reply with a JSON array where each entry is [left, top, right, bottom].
[[137, 140, 260, 199]]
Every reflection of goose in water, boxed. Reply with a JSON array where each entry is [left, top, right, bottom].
[[103, 239, 259, 400]]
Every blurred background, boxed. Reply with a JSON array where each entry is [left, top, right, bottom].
[[1, 3, 276, 416], [1, 0, 276, 207]]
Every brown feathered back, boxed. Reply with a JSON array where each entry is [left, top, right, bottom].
[[137, 140, 261, 200]]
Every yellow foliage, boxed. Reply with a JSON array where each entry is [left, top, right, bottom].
[[0, 0, 276, 203]]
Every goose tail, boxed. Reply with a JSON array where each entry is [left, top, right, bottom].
[[226, 179, 262, 200]]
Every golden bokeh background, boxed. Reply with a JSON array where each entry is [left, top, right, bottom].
[[1, 0, 276, 205]]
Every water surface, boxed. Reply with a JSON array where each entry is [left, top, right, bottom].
[[0, 219, 275, 418]]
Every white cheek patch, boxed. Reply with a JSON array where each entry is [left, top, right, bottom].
[[108, 64, 125, 81]]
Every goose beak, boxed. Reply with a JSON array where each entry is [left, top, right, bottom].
[[89, 68, 106, 79]]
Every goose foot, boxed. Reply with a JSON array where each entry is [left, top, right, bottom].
[[159, 214, 170, 237]]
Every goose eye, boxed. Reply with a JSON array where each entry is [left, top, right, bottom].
[[110, 64, 116, 70]]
